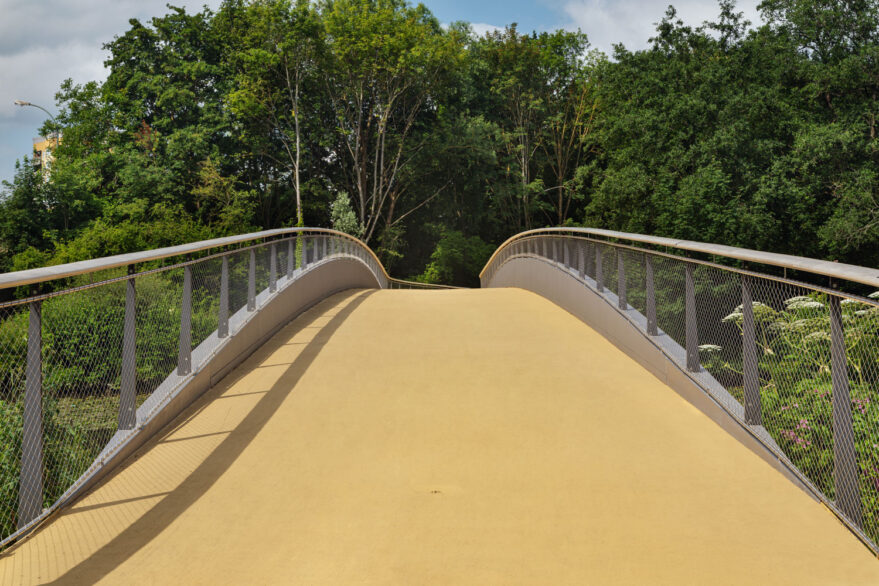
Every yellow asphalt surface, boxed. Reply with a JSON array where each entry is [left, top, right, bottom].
[[1, 288, 878, 585]]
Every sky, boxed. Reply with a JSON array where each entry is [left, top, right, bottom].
[[0, 0, 763, 187]]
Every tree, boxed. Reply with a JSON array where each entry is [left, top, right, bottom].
[[227, 0, 324, 227], [321, 0, 463, 243]]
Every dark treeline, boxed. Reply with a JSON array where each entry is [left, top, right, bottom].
[[2, 0, 878, 287]]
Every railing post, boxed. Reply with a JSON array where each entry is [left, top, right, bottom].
[[177, 263, 192, 376], [119, 265, 137, 430], [595, 245, 603, 292], [219, 255, 229, 338], [269, 243, 277, 293], [685, 262, 699, 372], [741, 276, 761, 425], [617, 251, 627, 310], [18, 300, 43, 529], [287, 238, 294, 279], [645, 254, 657, 336], [564, 238, 570, 267], [247, 248, 256, 311], [830, 295, 863, 526], [542, 237, 548, 259], [322, 235, 328, 259]]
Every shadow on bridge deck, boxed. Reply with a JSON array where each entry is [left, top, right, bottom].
[[1, 288, 878, 585]]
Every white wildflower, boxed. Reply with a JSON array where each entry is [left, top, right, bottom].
[[699, 344, 722, 353], [804, 331, 831, 342], [786, 299, 824, 310], [785, 295, 813, 305], [722, 311, 743, 323], [841, 298, 860, 305], [869, 291, 879, 299]]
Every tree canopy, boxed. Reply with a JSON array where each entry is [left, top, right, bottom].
[[2, 0, 878, 287]]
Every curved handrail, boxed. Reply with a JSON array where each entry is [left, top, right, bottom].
[[0, 227, 393, 291], [479, 227, 879, 288]]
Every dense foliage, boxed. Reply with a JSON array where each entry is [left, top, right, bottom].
[[2, 0, 878, 288]]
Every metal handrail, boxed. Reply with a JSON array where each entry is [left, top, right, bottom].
[[0, 227, 393, 291], [479, 227, 879, 288]]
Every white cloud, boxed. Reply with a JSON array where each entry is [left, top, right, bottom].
[[561, 0, 763, 53], [469, 22, 504, 36]]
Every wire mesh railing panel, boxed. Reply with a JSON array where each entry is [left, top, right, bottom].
[[191, 258, 222, 352], [845, 295, 879, 544], [622, 249, 647, 314], [41, 282, 127, 519], [651, 254, 687, 347], [749, 278, 837, 499], [693, 265, 745, 400], [599, 242, 619, 297], [135, 269, 183, 394], [228, 249, 250, 315], [0, 305, 28, 538]]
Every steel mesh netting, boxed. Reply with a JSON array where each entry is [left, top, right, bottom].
[[693, 265, 745, 406], [190, 258, 222, 353], [254, 243, 271, 298], [40, 282, 127, 523], [745, 276, 837, 504], [844, 292, 879, 543], [134, 268, 183, 396], [651, 254, 687, 347], [228, 249, 251, 316], [598, 242, 619, 297], [0, 304, 28, 538], [278, 238, 292, 279], [620, 248, 647, 314]]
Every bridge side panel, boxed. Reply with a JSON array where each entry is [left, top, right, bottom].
[[485, 255, 815, 497]]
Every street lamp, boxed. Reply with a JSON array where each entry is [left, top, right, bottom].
[[14, 99, 60, 159], [14, 100, 57, 124]]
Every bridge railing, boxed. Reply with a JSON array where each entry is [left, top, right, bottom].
[[0, 227, 398, 547], [481, 228, 879, 554]]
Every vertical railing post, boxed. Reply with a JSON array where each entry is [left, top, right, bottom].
[[119, 265, 137, 430], [742, 276, 761, 425], [564, 238, 570, 267], [287, 238, 294, 279], [218, 255, 229, 338], [595, 246, 604, 292], [322, 235, 328, 259], [617, 251, 627, 310], [18, 301, 43, 529], [247, 248, 256, 311], [685, 263, 699, 372], [542, 237, 548, 259], [302, 236, 309, 269], [269, 242, 277, 293], [830, 295, 863, 526], [645, 254, 657, 336], [177, 263, 192, 376]]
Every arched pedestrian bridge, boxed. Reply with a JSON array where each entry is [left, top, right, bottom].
[[0, 228, 878, 584]]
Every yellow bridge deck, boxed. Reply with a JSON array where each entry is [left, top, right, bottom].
[[1, 288, 877, 584]]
